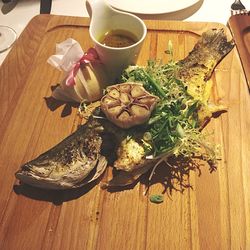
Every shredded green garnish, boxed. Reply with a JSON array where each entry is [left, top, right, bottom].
[[150, 194, 164, 204], [121, 57, 219, 167]]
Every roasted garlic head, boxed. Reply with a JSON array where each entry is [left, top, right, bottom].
[[101, 82, 159, 129]]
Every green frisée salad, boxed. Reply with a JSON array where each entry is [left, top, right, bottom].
[[90, 31, 232, 192], [121, 59, 220, 168], [77, 36, 229, 184]]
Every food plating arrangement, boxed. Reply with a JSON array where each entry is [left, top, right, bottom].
[[15, 28, 234, 200]]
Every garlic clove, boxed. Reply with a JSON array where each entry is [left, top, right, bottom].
[[120, 92, 131, 105], [130, 84, 147, 98], [130, 104, 150, 118], [108, 106, 123, 117], [118, 111, 131, 122], [136, 96, 158, 109], [119, 84, 131, 93], [102, 96, 120, 107], [108, 88, 120, 100]]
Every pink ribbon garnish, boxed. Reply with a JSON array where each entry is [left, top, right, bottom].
[[65, 48, 101, 86]]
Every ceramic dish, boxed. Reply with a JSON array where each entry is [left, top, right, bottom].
[[106, 0, 200, 14]]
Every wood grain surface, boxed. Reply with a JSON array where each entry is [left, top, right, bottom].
[[0, 15, 249, 250]]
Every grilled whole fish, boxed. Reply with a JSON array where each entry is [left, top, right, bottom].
[[15, 116, 122, 189], [15, 29, 234, 189]]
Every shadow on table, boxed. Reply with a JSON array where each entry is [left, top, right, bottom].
[[44, 84, 79, 117], [13, 178, 101, 205], [13, 155, 217, 203], [105, 155, 217, 196], [12, 165, 189, 204]]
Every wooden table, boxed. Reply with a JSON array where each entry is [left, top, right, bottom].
[[0, 15, 249, 250]]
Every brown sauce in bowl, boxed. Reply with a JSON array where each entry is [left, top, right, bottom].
[[99, 29, 138, 48]]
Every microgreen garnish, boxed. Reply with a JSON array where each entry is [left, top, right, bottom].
[[122, 58, 219, 168], [150, 194, 164, 204]]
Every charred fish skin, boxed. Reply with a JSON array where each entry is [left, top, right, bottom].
[[177, 28, 234, 101], [177, 28, 235, 82], [15, 118, 109, 189], [175, 28, 234, 126]]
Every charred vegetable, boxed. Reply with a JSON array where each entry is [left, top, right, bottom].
[[101, 82, 159, 129]]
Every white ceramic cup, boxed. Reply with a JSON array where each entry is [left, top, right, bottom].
[[86, 0, 147, 82]]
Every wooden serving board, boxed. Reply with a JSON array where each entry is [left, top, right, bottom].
[[0, 15, 249, 250]]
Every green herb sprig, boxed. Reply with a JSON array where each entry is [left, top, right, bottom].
[[122, 57, 219, 166]]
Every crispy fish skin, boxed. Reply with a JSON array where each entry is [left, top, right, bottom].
[[15, 118, 110, 189], [177, 28, 234, 85], [177, 28, 234, 102], [177, 28, 234, 126]]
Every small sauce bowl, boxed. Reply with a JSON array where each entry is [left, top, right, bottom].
[[86, 0, 147, 82]]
